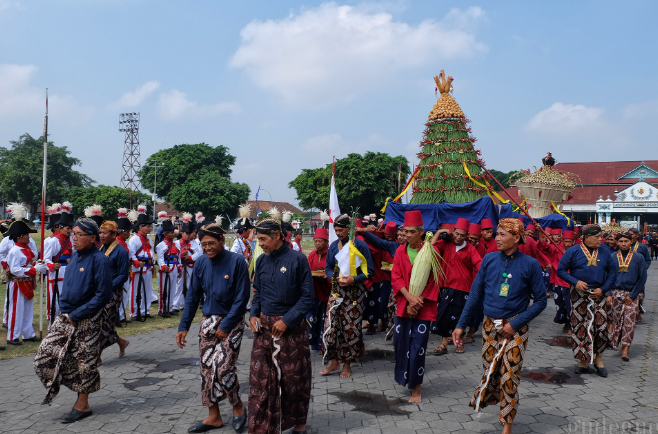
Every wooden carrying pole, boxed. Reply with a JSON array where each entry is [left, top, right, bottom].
[[39, 90, 48, 338], [478, 161, 565, 254]]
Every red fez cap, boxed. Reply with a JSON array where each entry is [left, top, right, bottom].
[[403, 210, 424, 227], [313, 228, 329, 240], [480, 218, 493, 229], [355, 219, 363, 228], [563, 230, 574, 240], [526, 223, 536, 231], [552, 228, 562, 235], [455, 218, 470, 232], [468, 223, 481, 235], [384, 221, 397, 235], [440, 223, 455, 231], [574, 227, 580, 233]]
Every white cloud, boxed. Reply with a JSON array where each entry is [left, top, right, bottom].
[[156, 89, 241, 121], [230, 3, 487, 107], [0, 64, 93, 122], [298, 133, 388, 167], [526, 102, 605, 133], [110, 81, 159, 108]]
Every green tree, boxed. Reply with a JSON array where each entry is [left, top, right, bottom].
[[0, 133, 93, 211], [67, 185, 151, 219], [488, 170, 516, 192], [289, 152, 411, 215], [139, 143, 236, 198], [165, 168, 250, 219]]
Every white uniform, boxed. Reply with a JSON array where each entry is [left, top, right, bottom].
[[156, 239, 179, 314], [230, 236, 250, 265], [127, 233, 158, 317], [2, 236, 37, 324], [5, 243, 37, 341], [117, 237, 132, 321], [42, 234, 72, 323], [174, 238, 201, 310]]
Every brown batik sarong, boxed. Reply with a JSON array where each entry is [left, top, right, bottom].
[[570, 286, 609, 362], [322, 278, 367, 364], [610, 289, 639, 348], [470, 315, 529, 425], [34, 311, 103, 405], [198, 315, 244, 407], [99, 289, 123, 351], [248, 315, 311, 434]]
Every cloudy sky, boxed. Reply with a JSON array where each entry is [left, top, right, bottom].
[[1, 1, 657, 207]]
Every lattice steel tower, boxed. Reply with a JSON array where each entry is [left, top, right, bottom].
[[119, 113, 141, 192]]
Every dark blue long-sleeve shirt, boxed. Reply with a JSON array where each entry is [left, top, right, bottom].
[[632, 241, 652, 270], [325, 237, 374, 283], [178, 249, 250, 333], [611, 250, 647, 300], [557, 244, 617, 295], [457, 250, 547, 332], [250, 243, 314, 328], [362, 231, 399, 257], [100, 242, 130, 291], [59, 245, 113, 323]]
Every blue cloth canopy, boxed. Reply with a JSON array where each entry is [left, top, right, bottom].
[[384, 196, 571, 231]]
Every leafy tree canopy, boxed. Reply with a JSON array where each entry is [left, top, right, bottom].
[[0, 134, 93, 211], [165, 167, 250, 220], [67, 185, 151, 220], [488, 169, 517, 192], [289, 152, 411, 215], [139, 143, 236, 198]]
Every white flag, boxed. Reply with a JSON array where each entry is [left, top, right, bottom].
[[328, 174, 341, 245]]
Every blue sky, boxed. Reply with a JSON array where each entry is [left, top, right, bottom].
[[1, 0, 657, 208]]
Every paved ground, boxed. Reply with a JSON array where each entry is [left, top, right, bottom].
[[2, 263, 657, 434]]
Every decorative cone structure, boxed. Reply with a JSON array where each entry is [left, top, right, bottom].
[[411, 70, 488, 204], [514, 159, 579, 218]]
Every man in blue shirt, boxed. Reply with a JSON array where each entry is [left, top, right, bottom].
[[34, 218, 113, 423], [557, 224, 617, 377], [176, 223, 250, 433], [248, 218, 313, 434], [628, 228, 651, 323], [453, 218, 547, 434], [321, 214, 374, 378], [97, 219, 131, 366]]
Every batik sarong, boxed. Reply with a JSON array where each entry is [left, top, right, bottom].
[[570, 286, 609, 362], [322, 281, 367, 364], [364, 282, 381, 328], [610, 289, 639, 348], [198, 315, 244, 407], [385, 289, 397, 341], [99, 288, 123, 350], [306, 299, 327, 351], [379, 280, 392, 327], [432, 287, 469, 337], [248, 315, 311, 434], [552, 285, 571, 326], [34, 311, 103, 405], [393, 317, 430, 389], [470, 315, 528, 425]]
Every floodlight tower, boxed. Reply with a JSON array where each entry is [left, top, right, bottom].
[[119, 112, 140, 207]]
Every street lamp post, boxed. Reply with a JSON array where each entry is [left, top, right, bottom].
[[144, 161, 165, 223]]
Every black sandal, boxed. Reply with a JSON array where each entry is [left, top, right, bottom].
[[60, 408, 93, 423], [188, 422, 223, 433]]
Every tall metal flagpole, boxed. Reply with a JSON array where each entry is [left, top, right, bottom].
[[39, 89, 48, 339]]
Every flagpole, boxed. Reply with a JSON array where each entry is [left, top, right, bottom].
[[39, 89, 48, 339]]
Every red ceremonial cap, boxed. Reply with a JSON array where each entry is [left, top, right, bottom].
[[355, 219, 363, 228], [552, 228, 562, 235], [384, 221, 397, 235], [403, 210, 424, 227], [313, 228, 329, 240], [440, 223, 455, 231], [526, 223, 535, 231], [563, 230, 574, 240], [480, 218, 493, 229], [455, 218, 470, 232], [468, 223, 482, 235], [574, 227, 580, 233]]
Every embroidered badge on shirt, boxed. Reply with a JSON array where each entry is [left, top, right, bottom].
[[80, 268, 84, 272], [224, 275, 229, 279], [280, 267, 287, 273]]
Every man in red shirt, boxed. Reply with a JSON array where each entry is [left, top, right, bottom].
[[431, 218, 482, 355], [306, 228, 331, 352], [468, 223, 482, 251], [538, 229, 574, 335], [479, 218, 499, 256], [391, 210, 439, 404]]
